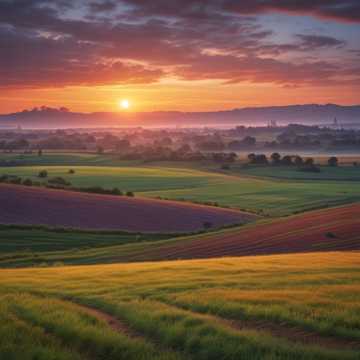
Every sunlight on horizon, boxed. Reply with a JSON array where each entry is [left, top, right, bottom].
[[118, 99, 131, 110]]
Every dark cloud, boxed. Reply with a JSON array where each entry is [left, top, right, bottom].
[[0, 0, 359, 89], [223, 0, 360, 23], [296, 34, 346, 49], [89, 1, 117, 12], [0, 26, 163, 87]]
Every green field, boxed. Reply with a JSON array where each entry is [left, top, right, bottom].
[[1, 164, 360, 216], [0, 252, 359, 359], [236, 164, 360, 181], [0, 226, 176, 268], [0, 152, 131, 166]]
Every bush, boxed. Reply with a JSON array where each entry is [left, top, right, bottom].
[[9, 176, 22, 184], [126, 191, 134, 197], [48, 177, 71, 186], [298, 165, 321, 173], [22, 178, 33, 186], [38, 170, 48, 178], [68, 169, 75, 174], [325, 232, 336, 238], [328, 156, 338, 167], [111, 188, 123, 195]]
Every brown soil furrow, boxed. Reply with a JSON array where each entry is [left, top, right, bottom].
[[134, 204, 360, 261]]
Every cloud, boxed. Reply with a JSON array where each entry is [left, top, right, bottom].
[[0, 0, 358, 89], [222, 0, 360, 23], [295, 34, 346, 49], [89, 1, 117, 12], [0, 26, 163, 88]]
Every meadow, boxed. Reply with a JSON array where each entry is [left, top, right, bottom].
[[236, 164, 360, 181], [1, 163, 360, 216], [0, 251, 359, 359]]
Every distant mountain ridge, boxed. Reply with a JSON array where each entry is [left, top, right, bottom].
[[0, 104, 359, 129]]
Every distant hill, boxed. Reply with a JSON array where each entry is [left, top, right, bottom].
[[0, 104, 359, 129]]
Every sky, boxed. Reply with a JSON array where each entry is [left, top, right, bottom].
[[0, 0, 360, 113]]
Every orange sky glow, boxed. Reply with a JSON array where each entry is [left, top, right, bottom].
[[1, 1, 359, 114]]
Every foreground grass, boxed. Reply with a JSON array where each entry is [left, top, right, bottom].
[[0, 251, 359, 359], [1, 165, 360, 216]]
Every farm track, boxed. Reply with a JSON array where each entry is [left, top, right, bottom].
[[72, 302, 140, 339], [75, 299, 360, 351]]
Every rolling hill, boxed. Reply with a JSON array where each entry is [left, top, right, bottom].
[[1, 104, 360, 128], [0, 184, 255, 232]]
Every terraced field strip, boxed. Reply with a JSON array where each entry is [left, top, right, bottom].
[[0, 184, 256, 232], [129, 203, 360, 261]]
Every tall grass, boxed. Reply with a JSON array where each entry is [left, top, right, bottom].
[[0, 251, 359, 359]]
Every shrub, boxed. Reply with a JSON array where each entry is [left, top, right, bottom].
[[298, 165, 321, 173], [328, 156, 338, 167], [126, 191, 134, 197], [22, 178, 33, 186], [68, 169, 75, 174], [111, 188, 123, 195], [9, 176, 22, 184], [38, 170, 48, 178], [48, 177, 71, 186], [325, 232, 336, 238]]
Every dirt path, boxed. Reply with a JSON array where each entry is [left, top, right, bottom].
[[73, 300, 360, 351], [73, 303, 140, 338], [154, 300, 360, 351], [227, 317, 360, 350]]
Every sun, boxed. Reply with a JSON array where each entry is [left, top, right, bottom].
[[118, 99, 130, 110]]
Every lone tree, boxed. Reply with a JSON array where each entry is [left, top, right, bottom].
[[270, 152, 281, 164], [328, 156, 338, 167], [38, 170, 48, 178]]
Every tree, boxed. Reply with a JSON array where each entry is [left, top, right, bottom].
[[281, 155, 293, 166], [294, 155, 303, 167], [22, 178, 33, 186], [38, 170, 48, 178], [38, 149, 43, 156], [304, 158, 314, 166], [241, 136, 256, 147], [247, 153, 256, 163], [328, 156, 338, 167], [270, 152, 281, 164]]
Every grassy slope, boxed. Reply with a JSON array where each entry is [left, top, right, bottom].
[[0, 226, 171, 252], [0, 252, 359, 359], [235, 164, 360, 181], [1, 203, 359, 268], [1, 164, 360, 216]]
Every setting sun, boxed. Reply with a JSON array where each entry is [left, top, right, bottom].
[[118, 99, 130, 110]]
